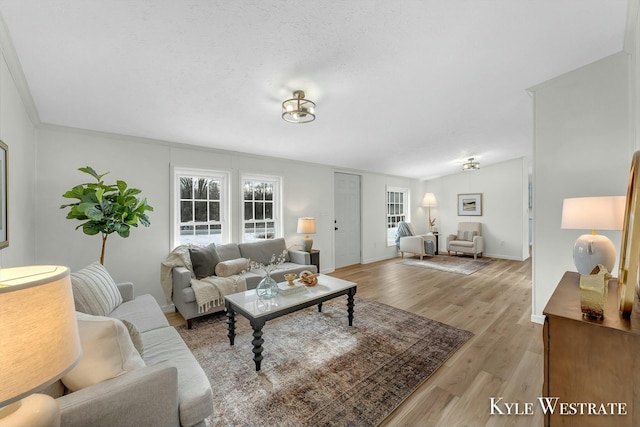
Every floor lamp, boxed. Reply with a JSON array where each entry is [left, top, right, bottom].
[[0, 266, 81, 427], [421, 193, 437, 231]]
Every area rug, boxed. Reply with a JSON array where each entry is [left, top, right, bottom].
[[176, 298, 472, 427], [399, 255, 493, 275]]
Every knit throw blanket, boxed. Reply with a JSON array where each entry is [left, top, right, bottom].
[[191, 275, 247, 313], [161, 245, 247, 313]]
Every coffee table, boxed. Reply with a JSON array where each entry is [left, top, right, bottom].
[[224, 274, 357, 371]]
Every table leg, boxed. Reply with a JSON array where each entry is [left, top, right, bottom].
[[318, 302, 323, 312], [251, 319, 266, 371], [347, 289, 355, 326], [225, 302, 236, 345]]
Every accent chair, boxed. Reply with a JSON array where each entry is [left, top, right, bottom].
[[447, 222, 484, 259]]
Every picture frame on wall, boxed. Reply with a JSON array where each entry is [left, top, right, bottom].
[[458, 193, 482, 216]]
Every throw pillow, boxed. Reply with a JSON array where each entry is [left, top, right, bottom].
[[61, 312, 146, 392], [457, 230, 478, 241], [215, 258, 250, 277], [71, 262, 123, 316], [189, 243, 219, 279], [121, 319, 144, 358]]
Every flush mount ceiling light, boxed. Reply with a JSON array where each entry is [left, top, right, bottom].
[[462, 157, 480, 171], [282, 90, 316, 124]]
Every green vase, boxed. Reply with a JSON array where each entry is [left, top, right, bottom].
[[255, 274, 279, 299]]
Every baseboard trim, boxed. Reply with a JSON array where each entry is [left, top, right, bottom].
[[530, 314, 545, 324], [161, 303, 175, 314]]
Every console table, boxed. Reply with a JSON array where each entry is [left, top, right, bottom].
[[543, 271, 640, 426]]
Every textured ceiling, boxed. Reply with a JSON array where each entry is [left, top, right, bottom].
[[0, 1, 628, 178]]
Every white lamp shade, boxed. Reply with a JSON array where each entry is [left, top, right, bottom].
[[421, 193, 437, 207], [297, 217, 316, 234], [561, 196, 625, 274], [0, 266, 81, 406], [561, 196, 625, 231]]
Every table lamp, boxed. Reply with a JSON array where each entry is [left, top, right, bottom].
[[0, 265, 82, 427], [297, 217, 316, 252], [561, 196, 625, 274], [421, 193, 437, 231]]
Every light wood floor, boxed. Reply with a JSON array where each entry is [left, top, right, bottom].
[[167, 255, 543, 427]]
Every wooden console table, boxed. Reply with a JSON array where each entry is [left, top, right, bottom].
[[543, 271, 640, 426]]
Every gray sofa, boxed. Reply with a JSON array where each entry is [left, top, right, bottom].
[[173, 238, 318, 328], [50, 282, 213, 427]]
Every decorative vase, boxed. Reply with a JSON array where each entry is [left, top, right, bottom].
[[255, 274, 279, 299]]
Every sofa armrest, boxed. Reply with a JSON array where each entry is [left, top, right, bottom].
[[446, 234, 457, 245], [173, 266, 192, 293], [116, 282, 134, 302], [288, 250, 311, 265], [58, 365, 180, 427], [473, 235, 485, 252], [400, 236, 427, 255]]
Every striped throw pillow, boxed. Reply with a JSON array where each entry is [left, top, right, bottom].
[[71, 262, 123, 316], [457, 230, 478, 242]]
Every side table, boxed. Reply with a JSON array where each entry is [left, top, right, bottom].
[[432, 232, 439, 255], [309, 249, 320, 272]]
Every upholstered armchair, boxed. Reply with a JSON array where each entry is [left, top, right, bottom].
[[398, 222, 437, 260], [447, 222, 484, 259]]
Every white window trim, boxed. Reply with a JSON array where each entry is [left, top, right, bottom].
[[172, 166, 230, 249], [240, 173, 283, 242], [386, 186, 410, 247]]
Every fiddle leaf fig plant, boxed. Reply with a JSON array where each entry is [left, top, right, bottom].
[[60, 166, 153, 265]]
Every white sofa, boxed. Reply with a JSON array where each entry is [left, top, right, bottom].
[[47, 277, 213, 427]]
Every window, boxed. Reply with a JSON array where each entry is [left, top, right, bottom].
[[242, 175, 281, 242], [174, 168, 229, 247], [386, 187, 409, 245]]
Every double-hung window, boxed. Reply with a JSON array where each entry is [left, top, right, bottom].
[[174, 168, 229, 247], [242, 174, 281, 242], [386, 187, 409, 245]]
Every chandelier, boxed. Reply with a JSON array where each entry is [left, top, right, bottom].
[[462, 157, 480, 171], [282, 90, 316, 123]]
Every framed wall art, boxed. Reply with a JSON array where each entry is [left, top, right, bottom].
[[0, 140, 8, 249], [458, 193, 482, 216]]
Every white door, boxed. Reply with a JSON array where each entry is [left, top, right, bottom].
[[334, 172, 361, 269]]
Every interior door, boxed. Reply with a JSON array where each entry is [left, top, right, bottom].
[[334, 172, 361, 269]]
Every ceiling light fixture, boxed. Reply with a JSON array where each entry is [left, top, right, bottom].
[[282, 90, 316, 124], [462, 157, 480, 171]]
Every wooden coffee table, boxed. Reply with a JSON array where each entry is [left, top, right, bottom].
[[224, 274, 357, 371]]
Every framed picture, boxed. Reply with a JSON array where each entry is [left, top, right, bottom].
[[0, 140, 7, 249], [458, 193, 482, 216], [618, 151, 640, 316]]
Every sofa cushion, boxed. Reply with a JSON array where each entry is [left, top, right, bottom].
[[214, 243, 242, 262], [456, 230, 477, 242], [215, 258, 249, 277], [121, 319, 144, 358], [71, 262, 123, 316], [238, 237, 290, 264], [189, 244, 219, 279], [142, 327, 213, 427], [62, 312, 146, 392], [451, 240, 475, 248], [110, 294, 170, 333]]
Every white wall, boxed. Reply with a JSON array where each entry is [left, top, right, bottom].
[[422, 157, 530, 261], [34, 125, 420, 307], [0, 33, 37, 267], [530, 51, 632, 323]]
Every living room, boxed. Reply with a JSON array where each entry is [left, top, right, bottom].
[[0, 1, 638, 426]]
